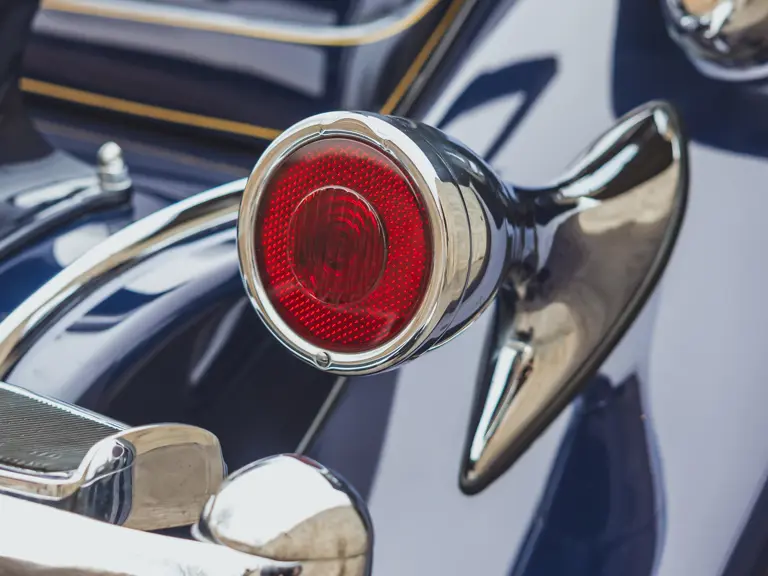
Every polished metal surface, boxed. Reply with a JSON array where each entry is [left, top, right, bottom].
[[96, 141, 132, 193], [0, 381, 225, 529], [241, 103, 687, 489], [0, 493, 293, 576], [0, 177, 245, 378], [0, 145, 133, 263], [0, 453, 372, 576], [0, 381, 122, 472], [40, 0, 444, 46], [663, 0, 768, 80], [460, 101, 688, 493], [195, 454, 372, 575], [99, 423, 224, 530], [0, 171, 129, 261], [238, 111, 520, 375]]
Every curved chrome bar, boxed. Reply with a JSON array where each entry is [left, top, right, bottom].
[[460, 101, 688, 493], [0, 178, 246, 378], [662, 0, 768, 81], [0, 145, 133, 264], [42, 0, 445, 47]]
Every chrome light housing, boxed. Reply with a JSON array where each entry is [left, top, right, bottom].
[[238, 102, 688, 397], [238, 111, 516, 375]]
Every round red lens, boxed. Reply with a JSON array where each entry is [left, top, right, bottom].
[[255, 137, 432, 353], [289, 187, 386, 305]]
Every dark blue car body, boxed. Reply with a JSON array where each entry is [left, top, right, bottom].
[[1, 0, 765, 573]]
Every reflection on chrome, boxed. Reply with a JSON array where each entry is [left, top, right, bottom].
[[195, 454, 372, 574], [0, 146, 131, 264], [460, 102, 688, 493], [467, 340, 534, 464], [663, 0, 768, 80], [121, 230, 236, 295], [96, 141, 132, 193], [0, 381, 225, 529], [0, 178, 245, 378], [0, 102, 687, 500], [52, 222, 112, 267], [0, 451, 372, 576]]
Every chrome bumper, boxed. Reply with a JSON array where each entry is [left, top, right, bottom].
[[0, 381, 373, 576]]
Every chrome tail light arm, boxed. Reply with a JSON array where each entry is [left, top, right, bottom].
[[461, 101, 688, 492], [237, 102, 687, 492], [236, 103, 686, 383]]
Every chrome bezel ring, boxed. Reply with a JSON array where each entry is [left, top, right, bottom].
[[237, 111, 470, 374]]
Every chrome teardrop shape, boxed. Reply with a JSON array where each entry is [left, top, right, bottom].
[[460, 102, 688, 493]]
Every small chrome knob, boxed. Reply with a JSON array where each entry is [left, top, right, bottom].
[[97, 141, 132, 193], [195, 454, 373, 575]]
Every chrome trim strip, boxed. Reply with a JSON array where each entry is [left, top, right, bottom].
[[382, 0, 474, 114], [41, 0, 442, 46], [295, 376, 347, 454], [0, 178, 246, 378]]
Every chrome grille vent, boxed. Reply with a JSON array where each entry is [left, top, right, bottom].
[[0, 383, 122, 473]]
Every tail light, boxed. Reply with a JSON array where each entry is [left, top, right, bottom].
[[240, 104, 688, 494], [238, 112, 512, 374], [238, 105, 687, 392]]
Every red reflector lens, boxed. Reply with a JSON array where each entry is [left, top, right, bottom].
[[289, 187, 387, 305], [255, 138, 432, 353]]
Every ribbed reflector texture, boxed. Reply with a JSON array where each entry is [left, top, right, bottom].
[[255, 137, 431, 353], [0, 384, 121, 473]]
